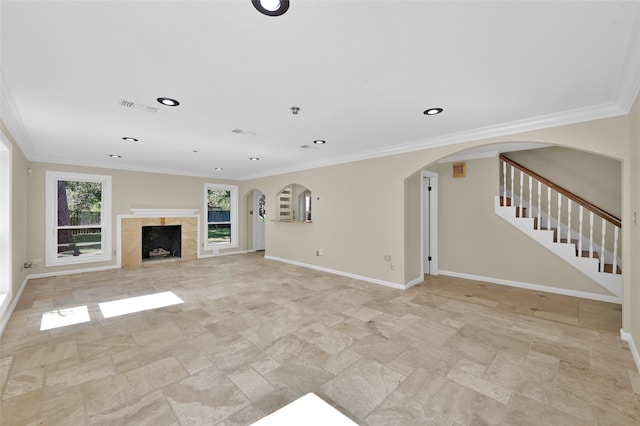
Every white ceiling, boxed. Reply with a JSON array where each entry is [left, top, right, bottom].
[[2, 1, 640, 180]]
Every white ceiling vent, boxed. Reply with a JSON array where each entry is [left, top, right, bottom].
[[119, 99, 158, 114]]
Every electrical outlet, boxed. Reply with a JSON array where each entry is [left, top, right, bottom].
[[316, 249, 324, 256]]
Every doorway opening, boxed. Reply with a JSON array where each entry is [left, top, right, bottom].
[[247, 189, 266, 252]]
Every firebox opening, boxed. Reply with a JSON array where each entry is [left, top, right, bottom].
[[142, 225, 181, 262]]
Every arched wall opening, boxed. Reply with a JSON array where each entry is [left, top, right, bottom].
[[403, 141, 622, 303]]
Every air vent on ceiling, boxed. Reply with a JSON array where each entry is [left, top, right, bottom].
[[232, 129, 257, 136], [119, 99, 158, 114]]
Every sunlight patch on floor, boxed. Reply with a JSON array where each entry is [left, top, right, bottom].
[[98, 291, 184, 319], [40, 305, 90, 331]]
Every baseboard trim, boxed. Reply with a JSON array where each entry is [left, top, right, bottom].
[[621, 329, 640, 374], [26, 264, 121, 280], [406, 276, 424, 289], [264, 256, 407, 290], [0, 276, 28, 336], [438, 270, 622, 304], [198, 250, 248, 259]]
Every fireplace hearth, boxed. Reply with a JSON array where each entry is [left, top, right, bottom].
[[142, 225, 181, 262]]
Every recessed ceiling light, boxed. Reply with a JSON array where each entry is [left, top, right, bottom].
[[157, 97, 180, 107], [313, 140, 326, 145], [424, 108, 443, 115], [249, 157, 260, 161], [214, 167, 223, 171], [252, 0, 289, 16], [122, 137, 138, 142], [109, 154, 122, 158]]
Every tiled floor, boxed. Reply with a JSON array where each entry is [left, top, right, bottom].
[[1, 253, 638, 425]]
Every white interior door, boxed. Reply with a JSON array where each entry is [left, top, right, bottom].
[[422, 171, 438, 275], [423, 177, 431, 274], [254, 190, 265, 251]]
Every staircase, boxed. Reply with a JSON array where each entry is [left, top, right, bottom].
[[495, 155, 622, 299]]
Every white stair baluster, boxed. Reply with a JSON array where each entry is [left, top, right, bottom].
[[600, 218, 606, 271], [589, 212, 594, 258], [557, 193, 562, 242], [578, 205, 583, 255], [567, 199, 572, 245], [528, 175, 532, 218], [547, 187, 552, 230], [502, 160, 506, 205], [519, 169, 523, 214], [510, 165, 515, 206], [537, 182, 541, 229], [613, 226, 619, 274]]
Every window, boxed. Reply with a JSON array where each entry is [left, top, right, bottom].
[[204, 183, 238, 250], [46, 171, 112, 266]]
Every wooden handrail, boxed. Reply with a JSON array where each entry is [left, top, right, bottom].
[[499, 154, 621, 228]]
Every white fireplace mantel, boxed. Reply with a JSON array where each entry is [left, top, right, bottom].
[[130, 208, 198, 217]]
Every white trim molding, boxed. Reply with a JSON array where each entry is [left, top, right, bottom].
[[621, 329, 640, 374], [0, 276, 28, 337], [130, 208, 198, 217], [439, 270, 621, 304], [265, 256, 407, 290]]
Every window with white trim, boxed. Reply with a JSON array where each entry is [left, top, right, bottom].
[[204, 183, 238, 250], [46, 171, 112, 266]]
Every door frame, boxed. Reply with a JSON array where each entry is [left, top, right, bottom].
[[421, 170, 439, 276], [253, 189, 265, 251]]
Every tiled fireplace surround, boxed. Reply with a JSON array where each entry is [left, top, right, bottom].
[[120, 209, 199, 268]]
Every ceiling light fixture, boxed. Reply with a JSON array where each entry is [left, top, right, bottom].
[[157, 97, 180, 107], [214, 167, 223, 171], [313, 139, 326, 145], [122, 137, 138, 142], [249, 157, 260, 161], [291, 106, 300, 115], [423, 107, 443, 115], [252, 0, 289, 16], [109, 154, 122, 158]]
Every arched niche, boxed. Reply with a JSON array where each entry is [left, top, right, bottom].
[[276, 183, 312, 222]]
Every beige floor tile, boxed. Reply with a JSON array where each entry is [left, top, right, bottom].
[[0, 253, 636, 425]]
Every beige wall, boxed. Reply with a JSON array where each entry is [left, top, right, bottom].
[[626, 93, 640, 351], [25, 162, 243, 276], [436, 156, 611, 296], [0, 122, 29, 328], [404, 171, 422, 282], [505, 146, 621, 218]]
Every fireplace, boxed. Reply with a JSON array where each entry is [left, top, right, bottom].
[[142, 225, 181, 261], [120, 210, 198, 268]]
